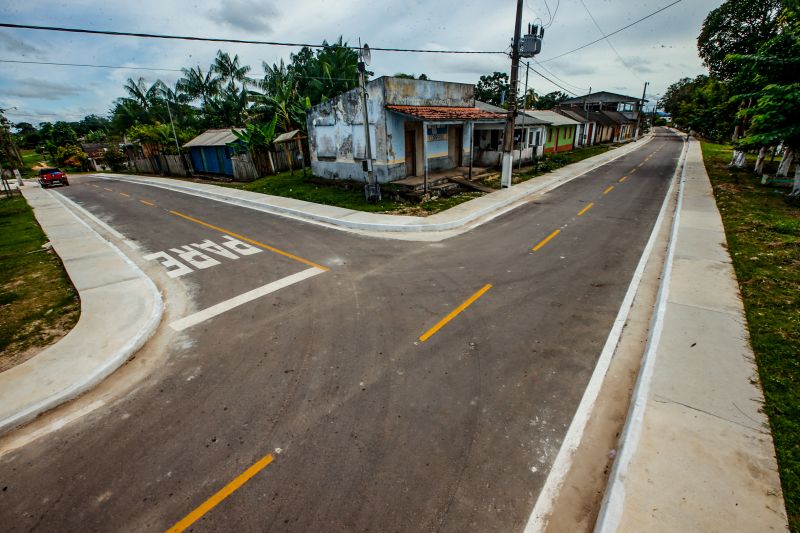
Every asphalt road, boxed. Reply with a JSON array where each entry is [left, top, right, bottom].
[[0, 131, 682, 532]]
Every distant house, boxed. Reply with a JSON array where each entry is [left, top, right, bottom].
[[588, 111, 618, 144], [183, 128, 244, 177], [305, 76, 505, 183], [526, 110, 581, 153], [473, 101, 550, 165], [554, 108, 596, 147], [81, 142, 112, 171], [600, 110, 636, 142], [560, 91, 645, 138]]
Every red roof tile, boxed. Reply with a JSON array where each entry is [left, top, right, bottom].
[[386, 105, 505, 121]]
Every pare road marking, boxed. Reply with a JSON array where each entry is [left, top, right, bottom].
[[143, 235, 262, 278]]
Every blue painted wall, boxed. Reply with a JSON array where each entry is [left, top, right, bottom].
[[189, 146, 235, 176]]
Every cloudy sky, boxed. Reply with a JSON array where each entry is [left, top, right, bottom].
[[0, 0, 725, 125]]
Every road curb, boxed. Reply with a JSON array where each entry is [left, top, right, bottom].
[[96, 136, 653, 235], [0, 186, 164, 436], [524, 132, 687, 532]]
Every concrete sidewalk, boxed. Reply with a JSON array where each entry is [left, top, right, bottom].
[[0, 186, 163, 436], [595, 140, 788, 531], [95, 136, 652, 236]]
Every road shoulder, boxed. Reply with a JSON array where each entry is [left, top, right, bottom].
[[0, 186, 163, 436], [596, 139, 788, 531]]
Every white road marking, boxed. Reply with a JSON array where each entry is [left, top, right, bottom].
[[524, 135, 689, 533], [169, 267, 325, 331]]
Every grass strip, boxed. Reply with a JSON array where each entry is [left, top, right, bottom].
[[0, 195, 80, 370], [702, 140, 799, 532]]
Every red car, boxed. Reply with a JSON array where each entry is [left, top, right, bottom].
[[38, 167, 70, 188]]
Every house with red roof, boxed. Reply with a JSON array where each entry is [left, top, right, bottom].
[[306, 76, 505, 183]]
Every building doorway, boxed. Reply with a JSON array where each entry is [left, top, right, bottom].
[[405, 129, 417, 176], [449, 125, 463, 167]]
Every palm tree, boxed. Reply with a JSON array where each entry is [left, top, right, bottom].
[[212, 51, 251, 87], [249, 60, 304, 132], [177, 66, 220, 109], [123, 77, 162, 113]]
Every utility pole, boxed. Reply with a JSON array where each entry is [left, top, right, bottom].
[[501, 0, 524, 189], [584, 86, 591, 145], [165, 99, 181, 155], [358, 43, 380, 202], [502, 3, 544, 188], [636, 81, 648, 139]]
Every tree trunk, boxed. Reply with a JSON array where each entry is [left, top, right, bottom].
[[777, 146, 795, 177], [791, 162, 800, 197], [754, 146, 767, 175], [729, 149, 746, 168]]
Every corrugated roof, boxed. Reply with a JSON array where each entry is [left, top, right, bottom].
[[386, 105, 505, 121], [601, 110, 635, 124], [476, 101, 551, 125], [274, 129, 304, 143], [183, 128, 244, 148], [524, 110, 581, 126], [561, 91, 642, 105], [555, 108, 591, 123]]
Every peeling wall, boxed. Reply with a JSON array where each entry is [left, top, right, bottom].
[[307, 76, 481, 182]]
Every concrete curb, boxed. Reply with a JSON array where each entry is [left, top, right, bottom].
[[0, 186, 164, 436], [594, 138, 788, 531], [95, 136, 653, 235], [524, 132, 687, 532]]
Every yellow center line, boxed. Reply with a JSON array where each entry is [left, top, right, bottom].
[[165, 453, 274, 533], [119, 192, 130, 197], [419, 284, 492, 342], [619, 176, 628, 183], [103, 187, 113, 192], [140, 199, 155, 206], [630, 168, 637, 174], [603, 185, 614, 195], [169, 210, 329, 271], [577, 202, 594, 216], [532, 229, 561, 251]]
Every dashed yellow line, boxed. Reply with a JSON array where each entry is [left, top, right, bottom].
[[603, 185, 614, 195], [630, 168, 637, 174], [578, 202, 594, 216], [119, 192, 130, 197], [165, 453, 274, 533], [169, 210, 329, 271], [139, 200, 155, 206], [419, 284, 492, 342], [619, 176, 628, 183], [103, 187, 113, 192], [533, 229, 561, 251]]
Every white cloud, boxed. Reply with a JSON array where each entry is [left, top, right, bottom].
[[208, 0, 280, 33]]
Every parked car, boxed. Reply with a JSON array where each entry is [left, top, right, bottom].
[[38, 167, 69, 188]]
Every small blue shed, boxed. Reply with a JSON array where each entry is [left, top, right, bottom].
[[183, 128, 243, 176]]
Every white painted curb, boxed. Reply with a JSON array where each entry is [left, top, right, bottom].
[[524, 132, 688, 532], [97, 136, 653, 235], [592, 136, 689, 533], [0, 189, 164, 435]]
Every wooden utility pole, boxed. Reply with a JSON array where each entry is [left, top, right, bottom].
[[500, 0, 524, 189]]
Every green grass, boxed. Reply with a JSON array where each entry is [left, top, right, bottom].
[[478, 144, 615, 189], [701, 140, 800, 532], [194, 170, 483, 216], [0, 196, 80, 369], [20, 149, 49, 178]]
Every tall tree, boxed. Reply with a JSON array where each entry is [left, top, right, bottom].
[[698, 0, 784, 80], [177, 66, 220, 109], [536, 91, 569, 110], [475, 72, 511, 106], [212, 51, 251, 87]]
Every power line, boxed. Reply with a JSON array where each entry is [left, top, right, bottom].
[[525, 63, 579, 97], [0, 22, 506, 55], [543, 0, 560, 29], [531, 58, 589, 92], [0, 58, 182, 72], [578, 0, 642, 82], [0, 58, 360, 82], [538, 0, 682, 63]]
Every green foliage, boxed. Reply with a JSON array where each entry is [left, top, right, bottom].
[[475, 72, 510, 106], [102, 146, 127, 171], [738, 84, 800, 148], [127, 123, 195, 155], [54, 144, 88, 169], [662, 75, 737, 140], [230, 115, 278, 153], [0, 110, 24, 169], [535, 91, 570, 110], [697, 0, 784, 80]]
